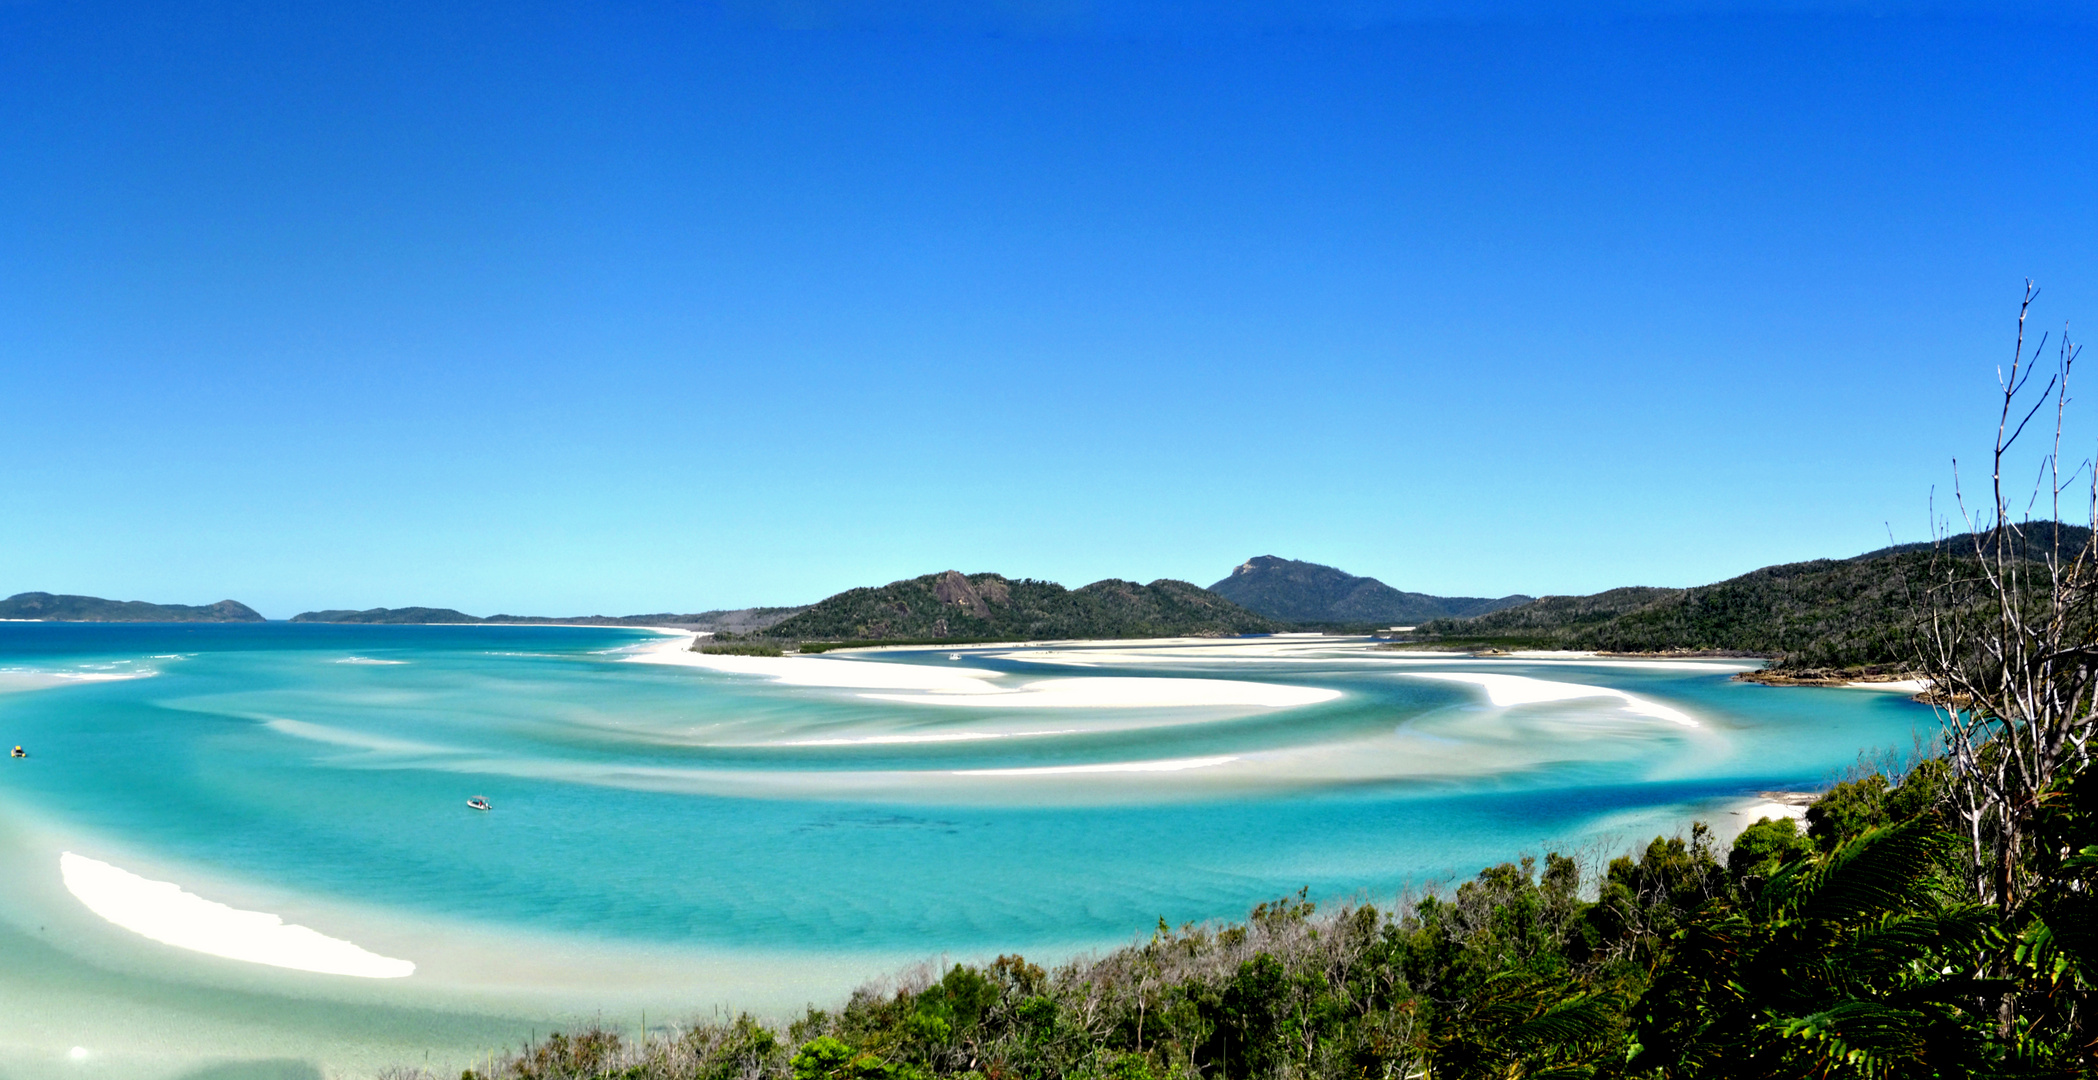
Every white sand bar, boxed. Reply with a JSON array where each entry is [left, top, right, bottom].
[[628, 635, 1341, 709], [867, 676, 1338, 709], [59, 852, 415, 978], [1408, 672, 1699, 727], [1845, 679, 1928, 693], [952, 754, 1239, 776]]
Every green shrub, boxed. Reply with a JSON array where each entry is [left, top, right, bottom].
[[1728, 816, 1813, 879], [699, 642, 782, 657]]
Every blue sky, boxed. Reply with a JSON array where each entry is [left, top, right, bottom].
[[3, 1, 2095, 617]]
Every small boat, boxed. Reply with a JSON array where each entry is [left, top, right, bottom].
[[466, 796, 491, 811], [10, 745, 24, 759]]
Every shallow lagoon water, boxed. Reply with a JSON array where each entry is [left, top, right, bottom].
[[0, 624, 1931, 1078]]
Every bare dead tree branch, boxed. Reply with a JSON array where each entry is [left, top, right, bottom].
[[1919, 282, 2092, 1038]]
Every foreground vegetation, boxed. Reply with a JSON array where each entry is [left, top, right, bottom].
[[425, 756, 2095, 1080], [698, 641, 784, 657]]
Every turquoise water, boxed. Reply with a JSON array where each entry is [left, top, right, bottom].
[[0, 624, 1931, 1078]]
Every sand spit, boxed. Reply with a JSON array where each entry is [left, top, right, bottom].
[[624, 633, 1343, 710], [1406, 671, 1700, 727], [0, 669, 160, 694], [58, 852, 415, 978]]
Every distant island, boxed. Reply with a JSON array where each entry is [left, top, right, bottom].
[[288, 606, 807, 634], [1208, 555, 1532, 625], [0, 592, 264, 623]]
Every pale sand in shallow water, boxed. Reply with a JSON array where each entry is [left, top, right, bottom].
[[58, 852, 415, 978], [1405, 671, 1700, 727], [623, 633, 1343, 709]]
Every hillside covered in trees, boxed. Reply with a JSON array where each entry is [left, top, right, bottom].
[[1411, 525, 2093, 671], [0, 591, 264, 622], [758, 571, 1282, 643]]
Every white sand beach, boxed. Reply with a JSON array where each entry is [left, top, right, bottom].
[[1845, 679, 1929, 693]]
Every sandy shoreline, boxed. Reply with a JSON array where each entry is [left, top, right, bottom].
[[1714, 791, 1817, 843]]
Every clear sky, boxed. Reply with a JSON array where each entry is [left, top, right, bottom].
[[3, 1, 2095, 618]]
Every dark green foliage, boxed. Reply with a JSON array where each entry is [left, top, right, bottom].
[[1416, 551, 1935, 664], [1806, 762, 1950, 852], [2006, 765, 2098, 1066], [1414, 525, 2093, 670], [699, 642, 783, 656], [1206, 555, 1531, 625], [1631, 819, 1994, 1079], [446, 842, 1709, 1080], [1428, 973, 1627, 1080], [1582, 830, 1730, 964], [0, 591, 265, 622], [764, 571, 1282, 642], [789, 1036, 894, 1080], [1807, 775, 1893, 851], [1726, 817, 1813, 880], [1413, 587, 1684, 649]]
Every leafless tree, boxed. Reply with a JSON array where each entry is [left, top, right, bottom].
[[1917, 281, 2095, 1030]]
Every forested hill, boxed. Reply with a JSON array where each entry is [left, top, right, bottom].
[[1210, 555, 1531, 624], [1415, 523, 2095, 668], [760, 571, 1283, 642], [0, 592, 264, 622]]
